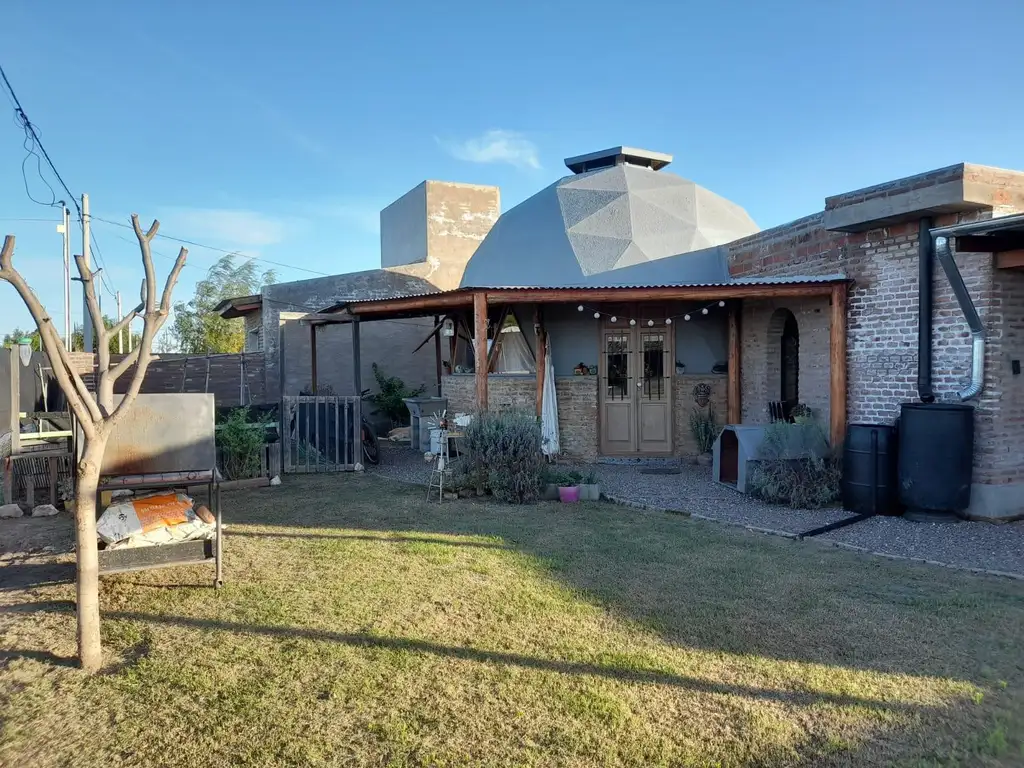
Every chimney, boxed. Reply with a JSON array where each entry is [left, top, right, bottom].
[[380, 180, 500, 291], [563, 146, 673, 174]]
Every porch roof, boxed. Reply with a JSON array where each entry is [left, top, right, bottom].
[[305, 273, 849, 323]]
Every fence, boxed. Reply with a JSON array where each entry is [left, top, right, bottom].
[[281, 396, 361, 473]]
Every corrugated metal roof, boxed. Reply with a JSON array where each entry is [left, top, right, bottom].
[[323, 273, 848, 312]]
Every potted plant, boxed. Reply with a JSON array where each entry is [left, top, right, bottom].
[[557, 469, 582, 503], [579, 470, 600, 501], [541, 466, 567, 500], [689, 406, 718, 468]]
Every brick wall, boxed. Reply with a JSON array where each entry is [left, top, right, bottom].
[[740, 298, 831, 426], [674, 375, 728, 457], [443, 373, 729, 459], [727, 176, 1024, 502]]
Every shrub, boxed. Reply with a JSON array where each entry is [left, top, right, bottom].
[[369, 363, 425, 427], [747, 420, 841, 509], [689, 406, 718, 454], [462, 409, 544, 503], [218, 407, 271, 480]]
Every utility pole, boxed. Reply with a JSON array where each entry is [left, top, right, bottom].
[[116, 291, 123, 354], [57, 203, 72, 351], [81, 193, 94, 353]]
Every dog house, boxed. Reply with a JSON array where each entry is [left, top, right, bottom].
[[713, 426, 769, 493], [713, 423, 829, 494]]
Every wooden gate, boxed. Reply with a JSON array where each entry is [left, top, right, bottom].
[[281, 396, 362, 473]]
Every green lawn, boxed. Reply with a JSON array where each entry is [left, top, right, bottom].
[[2, 473, 1023, 767]]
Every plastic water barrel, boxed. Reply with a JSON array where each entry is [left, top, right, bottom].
[[898, 402, 974, 515], [842, 423, 900, 515]]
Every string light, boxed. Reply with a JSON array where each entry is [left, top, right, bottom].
[[571, 300, 728, 325]]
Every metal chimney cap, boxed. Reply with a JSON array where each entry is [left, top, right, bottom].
[[564, 146, 673, 174]]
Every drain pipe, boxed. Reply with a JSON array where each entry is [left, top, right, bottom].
[[917, 218, 935, 402], [932, 233, 986, 401]]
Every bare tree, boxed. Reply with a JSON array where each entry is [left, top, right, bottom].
[[0, 216, 186, 672]]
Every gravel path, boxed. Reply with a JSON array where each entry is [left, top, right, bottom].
[[369, 445, 1024, 578]]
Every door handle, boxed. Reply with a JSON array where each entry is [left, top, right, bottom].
[[636, 381, 642, 388]]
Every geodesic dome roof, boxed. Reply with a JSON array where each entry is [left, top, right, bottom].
[[460, 148, 759, 289]]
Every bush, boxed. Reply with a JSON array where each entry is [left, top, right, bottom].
[[747, 420, 841, 509], [541, 466, 582, 487], [369, 363, 425, 427], [218, 407, 271, 480], [462, 409, 544, 503], [689, 406, 719, 454]]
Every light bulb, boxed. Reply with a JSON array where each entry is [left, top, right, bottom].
[[593, 312, 600, 319], [577, 305, 584, 312], [665, 318, 672, 325], [702, 308, 709, 315], [610, 316, 617, 323], [647, 320, 654, 326], [684, 314, 691, 321], [629, 319, 636, 326], [718, 300, 726, 307]]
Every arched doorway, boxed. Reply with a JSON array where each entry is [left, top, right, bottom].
[[766, 308, 799, 421]]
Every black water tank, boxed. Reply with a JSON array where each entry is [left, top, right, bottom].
[[842, 424, 899, 515], [898, 402, 974, 515]]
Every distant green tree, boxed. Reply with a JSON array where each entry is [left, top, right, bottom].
[[70, 316, 142, 356], [171, 255, 275, 354], [2, 327, 42, 350]]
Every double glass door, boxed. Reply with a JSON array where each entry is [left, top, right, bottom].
[[599, 321, 673, 455]]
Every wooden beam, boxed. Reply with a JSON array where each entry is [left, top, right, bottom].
[[830, 283, 848, 449], [433, 315, 442, 397], [473, 292, 488, 410], [995, 249, 1024, 270], [351, 317, 362, 395], [309, 324, 318, 394], [534, 306, 546, 418], [956, 234, 1024, 253], [345, 282, 844, 318], [727, 301, 741, 425]]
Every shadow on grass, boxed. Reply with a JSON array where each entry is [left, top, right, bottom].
[[0, 561, 75, 591], [104, 609, 922, 714], [0, 649, 78, 668], [227, 530, 509, 549], [222, 474, 1024, 686]]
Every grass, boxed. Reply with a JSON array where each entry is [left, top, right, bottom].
[[2, 473, 1024, 767]]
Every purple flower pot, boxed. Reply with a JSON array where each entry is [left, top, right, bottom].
[[558, 486, 581, 503]]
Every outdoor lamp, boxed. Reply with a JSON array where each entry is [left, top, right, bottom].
[[17, 337, 32, 367]]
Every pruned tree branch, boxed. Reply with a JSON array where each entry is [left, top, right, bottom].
[[107, 303, 144, 341], [109, 217, 186, 426], [0, 235, 104, 428]]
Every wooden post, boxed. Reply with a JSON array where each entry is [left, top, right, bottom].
[[351, 317, 362, 395], [534, 306, 546, 418], [309, 323, 318, 394], [830, 283, 848, 448], [473, 292, 488, 410], [433, 314, 443, 397], [727, 301, 741, 425]]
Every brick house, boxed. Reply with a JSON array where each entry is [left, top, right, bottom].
[[304, 147, 1024, 520]]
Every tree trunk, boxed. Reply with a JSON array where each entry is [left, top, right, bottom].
[[74, 436, 107, 673]]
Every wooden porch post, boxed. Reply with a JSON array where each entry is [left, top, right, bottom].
[[351, 316, 362, 395], [433, 314, 443, 397], [830, 283, 848, 448], [534, 306, 546, 418], [309, 323, 318, 394], [727, 301, 741, 425], [474, 292, 488, 410]]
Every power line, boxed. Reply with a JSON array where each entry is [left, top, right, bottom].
[[0, 62, 80, 218], [0, 60, 119, 296], [91, 215, 331, 277]]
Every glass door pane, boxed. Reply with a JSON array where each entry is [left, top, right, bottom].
[[640, 332, 667, 400], [605, 334, 631, 400]]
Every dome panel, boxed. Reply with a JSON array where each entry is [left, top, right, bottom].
[[459, 152, 759, 289]]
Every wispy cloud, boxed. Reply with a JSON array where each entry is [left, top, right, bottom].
[[158, 208, 296, 252], [441, 130, 541, 170]]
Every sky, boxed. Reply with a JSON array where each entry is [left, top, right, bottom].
[[2, 0, 1023, 337]]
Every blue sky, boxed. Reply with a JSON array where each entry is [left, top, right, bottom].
[[2, 0, 1023, 335]]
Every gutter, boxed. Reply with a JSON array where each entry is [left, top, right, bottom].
[[929, 230, 986, 401]]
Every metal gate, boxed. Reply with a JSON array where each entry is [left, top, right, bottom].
[[281, 396, 361, 473]]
